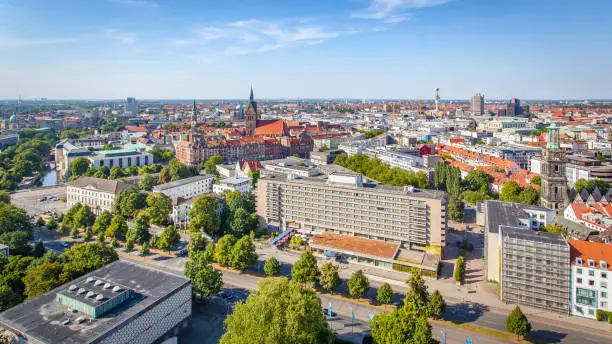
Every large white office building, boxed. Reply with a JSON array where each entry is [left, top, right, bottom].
[[213, 176, 252, 194], [569, 239, 612, 319], [153, 174, 215, 199]]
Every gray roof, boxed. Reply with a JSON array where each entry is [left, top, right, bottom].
[[500, 225, 568, 246], [0, 260, 190, 344], [152, 174, 215, 192], [485, 200, 554, 234], [68, 177, 132, 195]]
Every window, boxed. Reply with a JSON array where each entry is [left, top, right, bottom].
[[577, 288, 597, 307], [588, 309, 595, 315], [602, 281, 608, 289], [602, 292, 607, 299], [577, 278, 583, 284], [603, 272, 608, 279], [588, 259, 595, 268], [577, 268, 583, 275], [602, 301, 609, 309], [602, 261, 608, 270], [589, 280, 595, 286], [589, 270, 595, 277], [576, 258, 583, 265]]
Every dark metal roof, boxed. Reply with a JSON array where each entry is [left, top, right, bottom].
[[0, 260, 189, 344], [500, 225, 568, 246], [485, 200, 554, 234]]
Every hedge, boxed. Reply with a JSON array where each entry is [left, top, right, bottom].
[[596, 309, 612, 323], [392, 264, 437, 278], [454, 256, 465, 282]]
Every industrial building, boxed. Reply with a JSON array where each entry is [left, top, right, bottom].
[[0, 260, 191, 344]]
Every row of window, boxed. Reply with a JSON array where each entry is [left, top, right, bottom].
[[576, 277, 608, 289], [577, 268, 608, 279]]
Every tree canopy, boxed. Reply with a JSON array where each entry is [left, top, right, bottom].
[[291, 250, 319, 285], [188, 194, 221, 236], [220, 278, 333, 344], [335, 153, 429, 188], [505, 306, 531, 339], [348, 269, 370, 299], [264, 257, 281, 277], [319, 262, 340, 292]]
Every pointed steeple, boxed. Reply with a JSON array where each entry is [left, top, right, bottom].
[[191, 100, 197, 131], [250, 85, 254, 102]]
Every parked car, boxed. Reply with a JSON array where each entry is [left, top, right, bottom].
[[39, 196, 47, 202], [176, 249, 188, 257]]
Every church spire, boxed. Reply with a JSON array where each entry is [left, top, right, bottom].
[[250, 85, 254, 102], [191, 100, 197, 131]]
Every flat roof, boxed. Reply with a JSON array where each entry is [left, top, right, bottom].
[[219, 176, 251, 185], [485, 200, 553, 234], [500, 225, 568, 246], [0, 260, 190, 344], [152, 174, 215, 191], [262, 172, 445, 200], [310, 232, 399, 260]]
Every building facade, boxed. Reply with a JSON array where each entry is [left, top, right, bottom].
[[67, 177, 132, 215], [256, 173, 447, 252], [213, 176, 252, 194], [470, 93, 485, 116], [541, 123, 569, 212], [152, 174, 215, 200], [499, 226, 570, 314], [569, 239, 612, 319]]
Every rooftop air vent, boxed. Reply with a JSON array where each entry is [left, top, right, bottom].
[[86, 277, 94, 283], [94, 280, 104, 286], [77, 288, 86, 295], [86, 291, 96, 298], [112, 286, 122, 293], [103, 283, 112, 289], [95, 294, 105, 301], [68, 285, 77, 291]]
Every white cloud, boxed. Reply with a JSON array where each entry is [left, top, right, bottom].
[[178, 18, 362, 56], [107, 0, 159, 8], [353, 0, 452, 20], [0, 29, 137, 49]]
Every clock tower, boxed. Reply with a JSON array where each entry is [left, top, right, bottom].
[[540, 123, 568, 212]]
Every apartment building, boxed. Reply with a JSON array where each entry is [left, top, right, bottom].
[[569, 239, 612, 319], [152, 174, 215, 199], [213, 176, 252, 194], [256, 172, 447, 253], [499, 226, 570, 314], [67, 177, 132, 215]]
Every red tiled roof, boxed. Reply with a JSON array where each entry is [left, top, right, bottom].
[[569, 239, 612, 270], [255, 120, 289, 136], [311, 232, 399, 260]]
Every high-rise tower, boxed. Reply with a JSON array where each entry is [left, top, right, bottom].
[[245, 86, 258, 136], [470, 93, 485, 116], [540, 123, 568, 212]]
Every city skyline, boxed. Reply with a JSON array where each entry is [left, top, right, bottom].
[[1, 0, 611, 99]]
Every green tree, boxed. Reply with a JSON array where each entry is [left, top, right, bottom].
[[73, 205, 95, 229], [139, 173, 155, 191], [505, 306, 532, 339], [264, 257, 281, 277], [118, 189, 147, 218], [0, 203, 32, 235], [319, 262, 340, 292], [447, 196, 464, 221], [124, 238, 134, 251], [214, 234, 237, 266], [291, 250, 319, 285], [0, 283, 22, 311], [224, 191, 256, 214], [188, 194, 221, 236], [228, 208, 256, 238], [36, 217, 46, 227], [231, 236, 258, 270], [462, 190, 488, 205], [69, 157, 90, 177], [46, 218, 58, 230], [140, 242, 150, 256], [574, 178, 590, 193], [185, 259, 223, 300], [23, 262, 64, 299], [519, 187, 540, 205], [220, 278, 333, 344], [70, 226, 80, 238], [201, 241, 216, 264], [0, 190, 10, 204], [377, 283, 393, 305], [187, 231, 207, 253], [1, 255, 34, 295], [370, 306, 432, 344], [105, 214, 128, 238], [59, 129, 78, 140], [158, 225, 180, 252], [428, 290, 446, 319], [92, 210, 112, 235], [60, 243, 118, 281], [110, 237, 118, 248], [348, 269, 369, 299], [129, 216, 151, 244], [289, 235, 304, 246], [465, 170, 491, 192], [499, 181, 522, 203], [83, 229, 92, 241], [531, 175, 541, 187], [109, 166, 126, 180], [454, 256, 465, 282], [93, 166, 110, 179], [203, 154, 224, 175], [63, 203, 83, 227], [145, 192, 172, 225]]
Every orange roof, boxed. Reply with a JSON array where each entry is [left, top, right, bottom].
[[569, 239, 612, 270], [125, 125, 148, 132], [255, 120, 289, 136], [311, 232, 398, 259]]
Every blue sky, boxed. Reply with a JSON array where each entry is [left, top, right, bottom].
[[0, 0, 611, 100]]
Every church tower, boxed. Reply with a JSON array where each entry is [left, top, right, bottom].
[[245, 86, 258, 136], [540, 123, 568, 212], [191, 100, 197, 131]]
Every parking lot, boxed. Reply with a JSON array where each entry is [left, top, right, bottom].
[[11, 186, 68, 217]]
